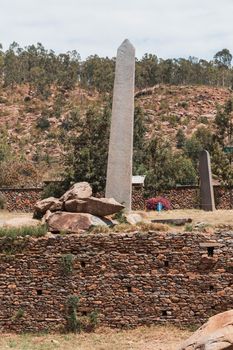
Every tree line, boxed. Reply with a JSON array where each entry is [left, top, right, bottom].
[[0, 42, 233, 96]]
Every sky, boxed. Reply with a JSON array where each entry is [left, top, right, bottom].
[[1, 0, 233, 60]]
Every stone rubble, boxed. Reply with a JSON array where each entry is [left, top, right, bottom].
[[34, 182, 125, 233], [47, 212, 112, 233]]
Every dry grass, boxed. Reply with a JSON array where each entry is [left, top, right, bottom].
[[0, 325, 191, 350], [90, 222, 170, 234], [143, 209, 233, 228]]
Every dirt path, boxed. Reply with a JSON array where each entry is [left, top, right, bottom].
[[0, 211, 39, 228]]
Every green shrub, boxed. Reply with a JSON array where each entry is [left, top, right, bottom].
[[199, 116, 208, 124], [168, 115, 179, 127], [0, 97, 7, 104], [89, 311, 99, 328], [66, 295, 81, 333], [42, 182, 67, 199], [12, 308, 25, 321], [0, 224, 47, 239], [62, 254, 75, 275], [178, 101, 189, 109], [112, 210, 127, 224], [0, 195, 6, 209], [66, 295, 99, 333], [185, 223, 193, 232], [36, 116, 50, 130]]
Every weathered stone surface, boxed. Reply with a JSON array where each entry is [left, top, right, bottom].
[[61, 182, 92, 202], [178, 310, 233, 350], [64, 197, 124, 216], [86, 197, 124, 216], [199, 150, 215, 211], [64, 199, 87, 212], [34, 197, 63, 217], [126, 213, 144, 225], [105, 39, 135, 211], [47, 212, 108, 233], [42, 210, 52, 224]]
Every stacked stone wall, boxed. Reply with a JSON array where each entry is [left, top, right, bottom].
[[0, 188, 42, 212], [161, 186, 233, 210], [158, 187, 200, 209], [0, 186, 232, 212], [0, 230, 232, 332]]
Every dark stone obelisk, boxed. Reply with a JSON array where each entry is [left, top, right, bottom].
[[105, 39, 135, 211], [199, 150, 215, 211]]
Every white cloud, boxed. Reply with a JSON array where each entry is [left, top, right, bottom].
[[0, 0, 233, 59]]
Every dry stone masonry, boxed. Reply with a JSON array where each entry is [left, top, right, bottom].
[[0, 188, 42, 212], [0, 186, 232, 212], [0, 230, 233, 332]]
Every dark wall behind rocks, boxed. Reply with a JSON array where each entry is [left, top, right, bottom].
[[133, 186, 233, 210], [0, 230, 232, 332], [0, 188, 42, 212], [158, 187, 200, 209], [0, 186, 232, 212]]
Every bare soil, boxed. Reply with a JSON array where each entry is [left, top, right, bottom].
[[0, 211, 37, 228]]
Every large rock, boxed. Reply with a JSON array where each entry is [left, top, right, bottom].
[[34, 197, 63, 218], [47, 212, 110, 233], [60, 182, 92, 202], [178, 310, 233, 350], [64, 199, 87, 213], [64, 197, 124, 216]]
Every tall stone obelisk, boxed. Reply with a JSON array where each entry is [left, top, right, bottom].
[[199, 150, 215, 211], [105, 39, 135, 211]]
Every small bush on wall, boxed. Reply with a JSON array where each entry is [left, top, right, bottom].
[[146, 197, 171, 211]]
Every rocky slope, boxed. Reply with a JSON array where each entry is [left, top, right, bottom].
[[136, 84, 232, 141], [0, 84, 231, 181]]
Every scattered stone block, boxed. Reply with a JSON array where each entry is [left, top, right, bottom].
[[65, 197, 124, 217], [126, 213, 144, 225], [64, 199, 87, 212], [178, 310, 233, 350], [47, 212, 110, 233], [60, 182, 92, 202], [34, 197, 63, 218]]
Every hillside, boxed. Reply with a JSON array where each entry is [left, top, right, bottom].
[[0, 84, 231, 184], [136, 84, 231, 141]]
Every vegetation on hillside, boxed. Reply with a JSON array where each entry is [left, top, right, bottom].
[[0, 42, 233, 193], [65, 99, 233, 196]]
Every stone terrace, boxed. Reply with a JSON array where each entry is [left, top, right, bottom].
[[0, 230, 232, 332]]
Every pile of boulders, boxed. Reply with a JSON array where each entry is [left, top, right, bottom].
[[34, 182, 125, 233]]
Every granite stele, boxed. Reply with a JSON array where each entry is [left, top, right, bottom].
[[199, 150, 215, 211], [105, 39, 135, 211]]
